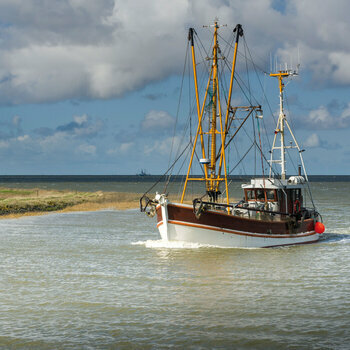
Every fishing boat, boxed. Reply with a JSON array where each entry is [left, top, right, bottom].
[[140, 21, 325, 248]]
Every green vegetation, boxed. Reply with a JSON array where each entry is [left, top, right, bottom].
[[0, 188, 103, 216], [0, 187, 194, 218]]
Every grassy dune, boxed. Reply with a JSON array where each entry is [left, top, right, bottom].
[[0, 188, 142, 219], [0, 187, 217, 219]]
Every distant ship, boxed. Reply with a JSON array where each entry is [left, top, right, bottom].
[[141, 21, 325, 248], [137, 169, 149, 176]]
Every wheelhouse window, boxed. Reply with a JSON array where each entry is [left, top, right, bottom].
[[246, 190, 255, 200], [266, 190, 276, 201], [245, 189, 277, 202], [256, 189, 265, 201]]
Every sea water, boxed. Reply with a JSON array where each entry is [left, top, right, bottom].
[[0, 181, 349, 349]]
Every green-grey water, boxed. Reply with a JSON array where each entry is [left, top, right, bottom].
[[0, 181, 349, 349]]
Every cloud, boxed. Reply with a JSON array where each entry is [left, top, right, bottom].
[[303, 132, 340, 150], [0, 0, 188, 104], [17, 134, 30, 142], [0, 140, 9, 149], [302, 104, 350, 130], [143, 136, 182, 156], [107, 142, 134, 155], [140, 110, 175, 133], [0, 114, 107, 164], [0, 115, 23, 138], [1, 0, 350, 105], [45, 114, 104, 137], [76, 144, 97, 156], [304, 133, 321, 148]]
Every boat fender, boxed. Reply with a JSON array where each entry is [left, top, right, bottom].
[[315, 221, 325, 234], [293, 200, 301, 214]]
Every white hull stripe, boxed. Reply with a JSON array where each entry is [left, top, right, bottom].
[[167, 219, 316, 239]]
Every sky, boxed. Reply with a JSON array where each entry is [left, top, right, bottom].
[[0, 0, 350, 175]]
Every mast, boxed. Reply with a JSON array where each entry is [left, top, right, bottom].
[[269, 68, 308, 180], [217, 24, 243, 189], [188, 27, 209, 186], [271, 72, 288, 180], [181, 20, 242, 205], [209, 21, 218, 196]]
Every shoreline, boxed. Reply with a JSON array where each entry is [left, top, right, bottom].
[[0, 202, 141, 220], [0, 187, 141, 220], [0, 204, 140, 220], [0, 186, 208, 220]]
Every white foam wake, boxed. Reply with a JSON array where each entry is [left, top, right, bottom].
[[132, 239, 221, 249]]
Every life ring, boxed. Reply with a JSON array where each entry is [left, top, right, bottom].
[[293, 199, 301, 214]]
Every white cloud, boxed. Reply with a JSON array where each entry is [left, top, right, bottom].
[[143, 136, 181, 156], [304, 133, 320, 148], [1, 0, 350, 105], [76, 144, 96, 155], [17, 135, 30, 142], [0, 140, 9, 149], [73, 114, 88, 125], [308, 106, 332, 128], [141, 110, 175, 132], [54, 114, 104, 137], [107, 142, 134, 155], [303, 103, 350, 130], [12, 115, 21, 127]]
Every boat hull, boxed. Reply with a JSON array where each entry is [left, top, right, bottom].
[[156, 202, 319, 248]]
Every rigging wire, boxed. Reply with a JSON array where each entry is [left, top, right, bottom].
[[166, 31, 211, 193], [283, 91, 316, 209], [166, 42, 189, 171], [243, 38, 252, 100], [217, 32, 268, 74], [163, 25, 315, 210], [142, 140, 192, 197]]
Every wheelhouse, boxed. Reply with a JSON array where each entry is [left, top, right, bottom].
[[241, 176, 306, 216]]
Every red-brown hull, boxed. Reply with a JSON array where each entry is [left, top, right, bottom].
[[156, 202, 319, 247], [157, 203, 314, 235]]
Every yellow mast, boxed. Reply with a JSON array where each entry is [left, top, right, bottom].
[[181, 21, 242, 204], [180, 27, 212, 204], [189, 28, 208, 185], [209, 22, 218, 193], [217, 24, 243, 181]]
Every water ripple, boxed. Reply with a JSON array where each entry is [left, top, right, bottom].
[[0, 207, 350, 349]]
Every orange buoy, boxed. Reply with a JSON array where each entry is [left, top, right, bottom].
[[315, 222, 325, 234]]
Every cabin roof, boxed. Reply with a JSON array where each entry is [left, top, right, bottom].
[[241, 176, 306, 190]]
